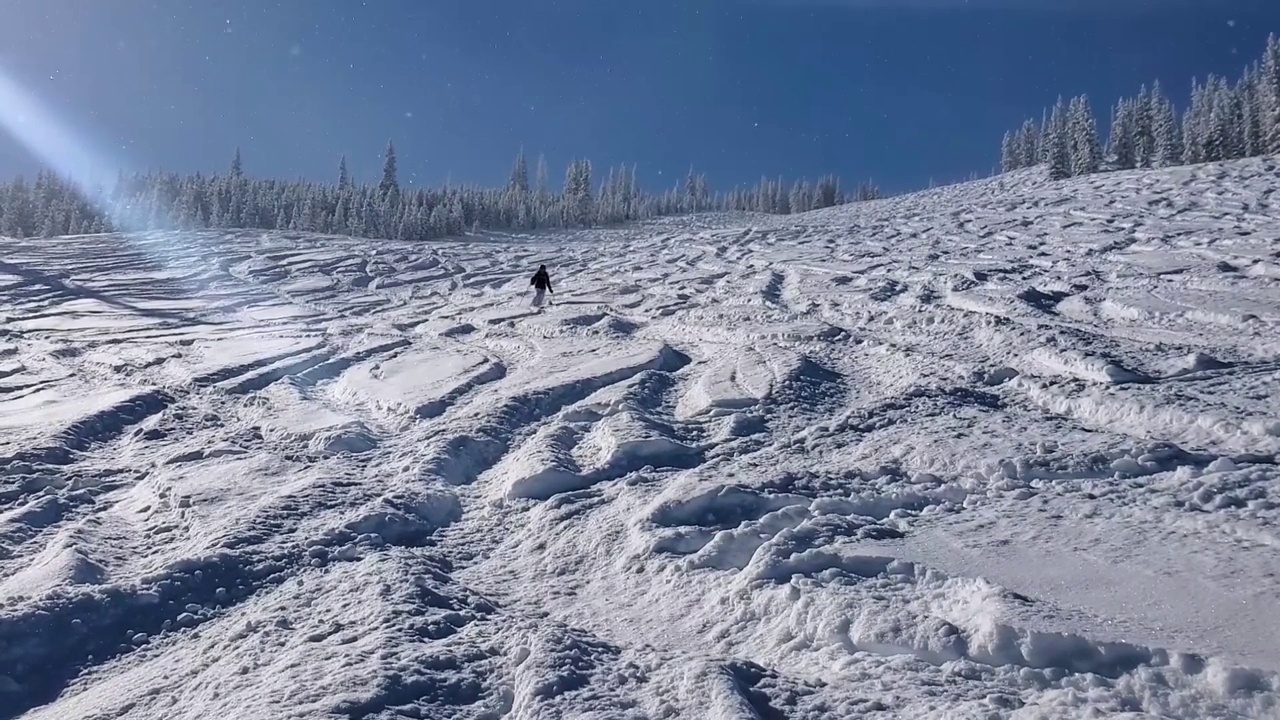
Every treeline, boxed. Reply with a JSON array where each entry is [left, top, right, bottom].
[[1000, 34, 1280, 180], [0, 145, 882, 241]]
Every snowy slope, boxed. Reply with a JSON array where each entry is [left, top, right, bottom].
[[1, 157, 1279, 719]]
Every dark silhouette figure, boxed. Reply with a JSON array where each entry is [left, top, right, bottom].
[[530, 265, 552, 307]]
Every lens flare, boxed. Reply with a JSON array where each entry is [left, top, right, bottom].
[[0, 67, 131, 228], [0, 66, 221, 313]]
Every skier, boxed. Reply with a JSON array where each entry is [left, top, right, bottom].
[[529, 264, 553, 307]]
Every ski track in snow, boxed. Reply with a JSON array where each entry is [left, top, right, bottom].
[[1, 159, 1280, 719]]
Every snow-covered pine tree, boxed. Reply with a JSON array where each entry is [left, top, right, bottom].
[[563, 159, 594, 227], [1224, 75, 1249, 159], [1202, 75, 1232, 162], [683, 166, 700, 212], [176, 181, 204, 230], [1259, 33, 1280, 153], [299, 192, 321, 233], [573, 159, 586, 224], [814, 175, 840, 209], [1000, 131, 1018, 172], [509, 149, 529, 194], [333, 193, 349, 235], [1151, 84, 1183, 168], [360, 191, 381, 238], [1045, 97, 1072, 180], [788, 179, 808, 215], [229, 154, 247, 228], [446, 196, 466, 235], [338, 155, 350, 191], [1068, 95, 1102, 176], [775, 177, 792, 214], [5, 179, 33, 238], [1133, 85, 1156, 168], [379, 141, 399, 198], [599, 167, 619, 223], [1107, 98, 1137, 171], [624, 164, 639, 220], [1038, 108, 1052, 165], [1018, 119, 1040, 168], [1239, 65, 1262, 158], [535, 154, 550, 199], [1182, 79, 1208, 165]]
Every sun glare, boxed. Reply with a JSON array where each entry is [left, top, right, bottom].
[[0, 66, 129, 224]]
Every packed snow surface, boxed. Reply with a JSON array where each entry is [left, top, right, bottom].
[[3, 158, 1280, 719]]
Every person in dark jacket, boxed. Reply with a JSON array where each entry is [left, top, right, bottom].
[[530, 264, 553, 307]]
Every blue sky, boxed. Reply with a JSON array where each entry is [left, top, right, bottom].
[[0, 0, 1276, 195]]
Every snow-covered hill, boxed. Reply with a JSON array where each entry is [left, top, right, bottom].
[[2, 157, 1279, 719]]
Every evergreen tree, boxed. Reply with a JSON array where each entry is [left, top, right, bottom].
[[1151, 85, 1183, 168], [855, 181, 881, 202], [775, 177, 792, 213], [684, 166, 700, 212], [1133, 85, 1155, 168], [789, 179, 809, 215], [682, 167, 711, 212], [1045, 97, 1072, 180], [1182, 79, 1207, 165], [1107, 99, 1137, 170], [1068, 95, 1102, 176], [1000, 130, 1018, 173], [563, 159, 594, 227], [1218, 75, 1247, 160], [228, 160, 247, 227], [535, 154, 550, 199], [814, 175, 840, 209], [509, 149, 530, 194], [1240, 66, 1263, 157], [379, 140, 398, 197], [1202, 75, 1231, 162], [1038, 108, 1052, 165], [1017, 119, 1040, 168], [338, 155, 350, 191], [1259, 33, 1280, 153], [333, 194, 349, 235]]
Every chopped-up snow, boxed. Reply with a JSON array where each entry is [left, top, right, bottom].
[[1, 158, 1280, 718]]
